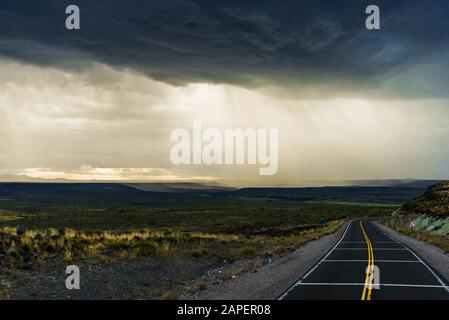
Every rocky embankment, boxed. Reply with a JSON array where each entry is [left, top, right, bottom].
[[394, 182, 449, 236]]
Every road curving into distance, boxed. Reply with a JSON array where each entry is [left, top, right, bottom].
[[279, 219, 449, 300]]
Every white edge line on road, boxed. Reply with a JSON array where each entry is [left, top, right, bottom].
[[302, 221, 353, 279], [278, 220, 353, 300], [323, 260, 420, 263], [381, 229, 449, 293], [295, 282, 449, 289]]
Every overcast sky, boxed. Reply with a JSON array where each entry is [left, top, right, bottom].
[[1, 0, 448, 185]]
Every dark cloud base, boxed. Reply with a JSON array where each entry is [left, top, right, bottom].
[[0, 0, 449, 98]]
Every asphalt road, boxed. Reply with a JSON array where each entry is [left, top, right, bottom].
[[279, 219, 449, 300]]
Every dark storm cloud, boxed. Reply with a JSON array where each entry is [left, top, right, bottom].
[[1, 0, 449, 97]]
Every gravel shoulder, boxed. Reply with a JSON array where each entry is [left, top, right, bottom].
[[375, 221, 449, 282], [184, 221, 350, 300]]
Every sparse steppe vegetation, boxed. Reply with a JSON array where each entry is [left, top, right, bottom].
[[0, 218, 346, 264], [0, 203, 394, 299], [0, 183, 399, 299]]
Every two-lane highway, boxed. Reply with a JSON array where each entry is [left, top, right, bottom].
[[280, 219, 449, 300]]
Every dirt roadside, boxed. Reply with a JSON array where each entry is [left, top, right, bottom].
[[183, 221, 350, 300], [375, 221, 449, 282]]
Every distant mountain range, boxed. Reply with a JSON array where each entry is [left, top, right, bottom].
[[0, 179, 445, 209], [0, 174, 443, 189]]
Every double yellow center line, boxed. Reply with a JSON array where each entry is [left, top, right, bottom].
[[360, 221, 375, 300]]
